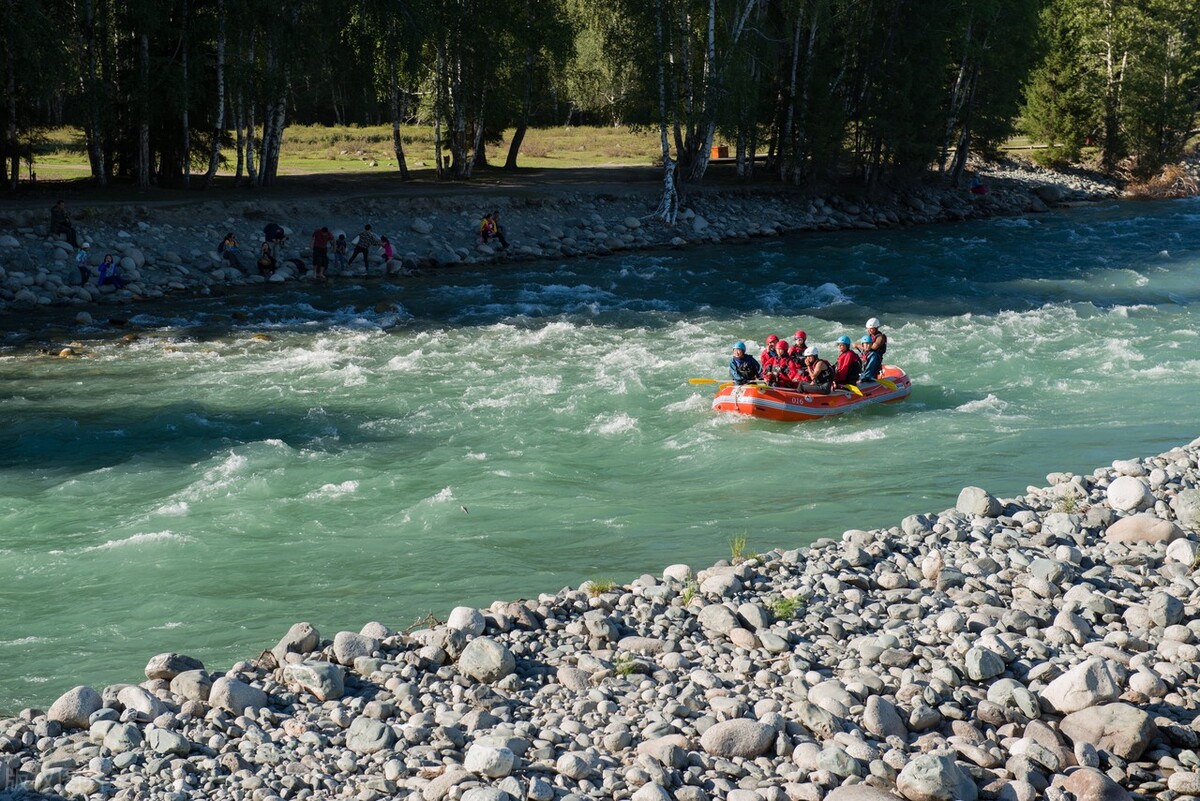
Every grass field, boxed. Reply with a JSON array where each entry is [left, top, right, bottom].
[[24, 124, 666, 182]]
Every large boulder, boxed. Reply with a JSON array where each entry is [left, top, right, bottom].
[[116, 685, 169, 721], [332, 631, 380, 666], [897, 754, 978, 801], [209, 677, 268, 715], [1064, 767, 1133, 801], [1106, 476, 1153, 512], [1173, 488, 1200, 530], [170, 670, 212, 703], [146, 727, 191, 756], [1060, 703, 1157, 760], [283, 661, 345, 701], [956, 487, 1001, 518], [863, 695, 907, 740], [1040, 657, 1122, 714], [447, 606, 486, 636], [272, 622, 321, 664], [47, 686, 102, 729], [1104, 514, 1184, 545], [464, 742, 516, 778], [457, 637, 515, 683], [699, 719, 775, 758], [144, 652, 205, 680], [346, 716, 395, 754], [555, 751, 597, 780]]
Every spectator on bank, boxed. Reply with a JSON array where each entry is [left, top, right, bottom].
[[75, 242, 91, 286], [98, 254, 125, 289], [332, 234, 348, 275], [218, 232, 245, 272], [51, 200, 79, 247], [263, 223, 287, 257], [348, 224, 379, 268], [257, 242, 276, 276], [311, 226, 333, 281]]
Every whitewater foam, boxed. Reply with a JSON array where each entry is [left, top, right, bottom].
[[82, 531, 193, 552]]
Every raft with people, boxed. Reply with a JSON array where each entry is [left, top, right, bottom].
[[696, 317, 912, 422], [711, 365, 912, 421]]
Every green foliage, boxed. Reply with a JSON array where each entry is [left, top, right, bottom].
[[729, 534, 749, 564], [613, 653, 639, 676], [679, 573, 699, 606], [770, 595, 806, 620], [585, 578, 618, 597]]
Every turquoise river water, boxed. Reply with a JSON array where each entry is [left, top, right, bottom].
[[1, 197, 1199, 712]]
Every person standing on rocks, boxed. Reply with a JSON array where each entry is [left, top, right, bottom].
[[861, 318, 887, 382], [332, 234, 348, 275], [311, 227, 333, 281], [75, 242, 91, 286], [348, 225, 379, 268], [50, 200, 78, 247]]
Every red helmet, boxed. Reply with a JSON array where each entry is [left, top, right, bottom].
[[777, 341, 789, 351], [794, 330, 806, 341], [766, 334, 779, 344]]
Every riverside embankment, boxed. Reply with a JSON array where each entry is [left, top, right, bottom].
[[4, 439, 1200, 801], [0, 159, 1124, 319]]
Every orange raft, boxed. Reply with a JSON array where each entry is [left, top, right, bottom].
[[712, 365, 912, 422]]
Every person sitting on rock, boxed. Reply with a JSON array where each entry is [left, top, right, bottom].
[[728, 342, 761, 385], [798, 347, 833, 394], [970, 176, 989, 196], [257, 242, 276, 276], [75, 242, 91, 286], [833, 336, 862, 387], [98, 254, 126, 289], [861, 317, 887, 381], [481, 211, 510, 249], [218, 233, 244, 273], [51, 200, 79, 247]]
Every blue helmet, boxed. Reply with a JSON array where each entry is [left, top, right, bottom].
[[734, 341, 746, 351], [859, 335, 872, 344], [837, 335, 852, 346]]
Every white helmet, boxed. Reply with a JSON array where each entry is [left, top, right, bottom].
[[803, 346, 819, 357], [81, 242, 91, 249], [866, 317, 881, 329]]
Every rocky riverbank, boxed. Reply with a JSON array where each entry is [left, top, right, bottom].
[[4, 438, 1200, 801], [0, 158, 1123, 320]]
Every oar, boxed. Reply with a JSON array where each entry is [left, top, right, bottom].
[[877, 378, 897, 391], [844, 384, 864, 397], [688, 377, 721, 385]]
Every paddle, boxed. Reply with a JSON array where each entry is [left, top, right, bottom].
[[843, 384, 864, 397], [877, 378, 898, 391], [688, 377, 721, 385]]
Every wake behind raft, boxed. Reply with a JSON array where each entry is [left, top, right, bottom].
[[711, 365, 912, 422]]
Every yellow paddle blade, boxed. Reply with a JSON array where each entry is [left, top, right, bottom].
[[845, 384, 864, 397], [877, 378, 897, 391], [688, 377, 720, 385]]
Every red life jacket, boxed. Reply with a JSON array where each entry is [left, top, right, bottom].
[[835, 350, 862, 385]]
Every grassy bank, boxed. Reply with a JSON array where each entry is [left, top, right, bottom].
[[24, 125, 666, 182]]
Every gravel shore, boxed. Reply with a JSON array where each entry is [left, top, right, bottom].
[[4, 437, 1200, 801], [0, 159, 1124, 319]]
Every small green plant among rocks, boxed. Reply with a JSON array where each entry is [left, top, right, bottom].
[[770, 595, 806, 620], [1051, 494, 1079, 514], [584, 578, 617, 597], [679, 574, 699, 605], [613, 654, 639, 677], [729, 534, 750, 564]]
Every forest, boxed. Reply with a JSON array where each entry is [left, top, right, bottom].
[[0, 0, 1197, 196]]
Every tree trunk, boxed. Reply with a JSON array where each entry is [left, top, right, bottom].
[[181, 0, 190, 187], [82, 0, 107, 185], [386, 18, 409, 180], [204, 0, 225, 186], [505, 44, 534, 170], [137, 31, 150, 190], [5, 10, 17, 191], [434, 43, 445, 179], [653, 0, 678, 225], [779, 11, 803, 180], [948, 67, 978, 185]]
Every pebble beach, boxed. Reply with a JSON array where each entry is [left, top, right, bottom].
[[4, 438, 1200, 801], [0, 159, 1131, 321]]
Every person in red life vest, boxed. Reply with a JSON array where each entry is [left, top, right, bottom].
[[311, 226, 334, 281], [833, 335, 862, 386], [792, 330, 807, 355], [764, 340, 794, 386], [798, 346, 834, 394], [759, 334, 779, 365]]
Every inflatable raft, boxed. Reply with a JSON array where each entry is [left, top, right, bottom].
[[712, 365, 911, 422]]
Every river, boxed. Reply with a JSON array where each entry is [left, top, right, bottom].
[[1, 197, 1197, 711]]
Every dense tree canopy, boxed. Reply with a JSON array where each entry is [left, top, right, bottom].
[[0, 0, 1195, 191]]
